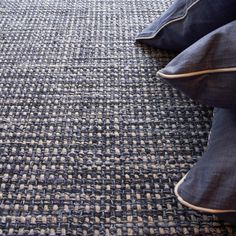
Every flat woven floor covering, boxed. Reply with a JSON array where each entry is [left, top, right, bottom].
[[0, 0, 236, 235]]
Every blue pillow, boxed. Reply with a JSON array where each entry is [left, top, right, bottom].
[[158, 20, 236, 109], [175, 108, 236, 224], [136, 0, 236, 52]]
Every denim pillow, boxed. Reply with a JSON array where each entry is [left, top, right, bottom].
[[158, 21, 236, 109], [136, 0, 236, 52], [175, 108, 236, 224]]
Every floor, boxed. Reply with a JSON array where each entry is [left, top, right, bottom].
[[0, 0, 235, 235]]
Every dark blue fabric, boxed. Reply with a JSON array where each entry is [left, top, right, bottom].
[[158, 21, 236, 109], [136, 0, 236, 52], [177, 108, 236, 223], [217, 213, 236, 225]]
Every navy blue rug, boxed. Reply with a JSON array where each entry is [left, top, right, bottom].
[[0, 0, 235, 235]]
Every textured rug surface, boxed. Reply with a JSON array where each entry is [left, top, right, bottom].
[[0, 0, 236, 235]]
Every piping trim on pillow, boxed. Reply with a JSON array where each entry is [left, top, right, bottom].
[[158, 67, 236, 79], [136, 0, 201, 40], [175, 173, 236, 213]]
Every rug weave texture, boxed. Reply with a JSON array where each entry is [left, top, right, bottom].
[[0, 0, 235, 235]]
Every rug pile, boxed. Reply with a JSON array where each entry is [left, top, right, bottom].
[[0, 0, 235, 235]]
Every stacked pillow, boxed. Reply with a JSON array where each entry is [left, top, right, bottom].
[[175, 108, 236, 224], [136, 0, 236, 224], [136, 0, 236, 52], [158, 21, 236, 109]]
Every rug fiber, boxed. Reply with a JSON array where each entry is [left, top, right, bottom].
[[0, 0, 236, 235]]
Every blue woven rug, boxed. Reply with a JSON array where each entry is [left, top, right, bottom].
[[0, 0, 235, 235]]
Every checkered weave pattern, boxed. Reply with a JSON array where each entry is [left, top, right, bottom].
[[0, 0, 235, 235]]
